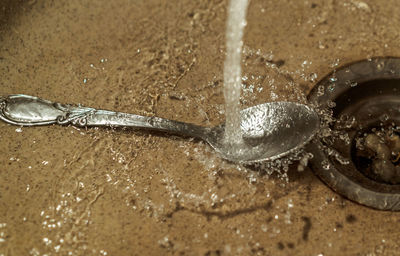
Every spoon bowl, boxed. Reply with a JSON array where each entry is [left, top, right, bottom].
[[208, 102, 320, 163], [0, 94, 319, 164]]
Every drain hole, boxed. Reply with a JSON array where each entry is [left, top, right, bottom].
[[352, 123, 400, 185]]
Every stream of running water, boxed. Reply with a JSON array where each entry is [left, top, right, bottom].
[[223, 0, 249, 151]]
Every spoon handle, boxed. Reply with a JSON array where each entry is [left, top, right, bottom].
[[0, 94, 207, 138]]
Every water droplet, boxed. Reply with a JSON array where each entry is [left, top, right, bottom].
[[309, 72, 318, 82], [345, 80, 357, 87], [376, 62, 385, 71], [322, 160, 330, 170], [329, 77, 337, 83], [330, 59, 340, 68], [327, 100, 336, 108], [261, 224, 268, 232]]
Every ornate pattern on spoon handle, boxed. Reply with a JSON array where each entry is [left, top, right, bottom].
[[0, 94, 96, 126], [0, 94, 209, 139]]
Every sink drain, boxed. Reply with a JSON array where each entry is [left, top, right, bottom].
[[308, 57, 400, 210]]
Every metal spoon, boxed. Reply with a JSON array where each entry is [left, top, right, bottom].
[[0, 94, 319, 164]]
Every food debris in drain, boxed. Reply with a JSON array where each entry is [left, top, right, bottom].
[[353, 123, 400, 185]]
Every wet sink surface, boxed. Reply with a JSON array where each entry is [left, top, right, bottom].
[[1, 0, 400, 255]]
